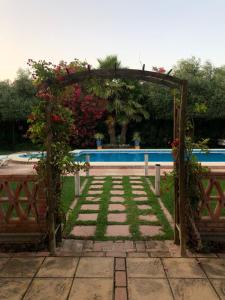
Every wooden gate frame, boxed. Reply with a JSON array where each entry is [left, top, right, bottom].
[[45, 67, 188, 255]]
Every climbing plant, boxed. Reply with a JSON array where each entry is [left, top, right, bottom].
[[27, 59, 89, 254]]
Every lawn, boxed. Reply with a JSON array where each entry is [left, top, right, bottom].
[[64, 176, 173, 240]]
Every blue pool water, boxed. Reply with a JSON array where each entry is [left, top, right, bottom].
[[19, 149, 225, 163], [73, 149, 225, 163]]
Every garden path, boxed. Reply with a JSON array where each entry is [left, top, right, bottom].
[[69, 176, 173, 240]]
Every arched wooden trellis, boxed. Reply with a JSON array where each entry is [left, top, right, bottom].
[[46, 67, 188, 255]]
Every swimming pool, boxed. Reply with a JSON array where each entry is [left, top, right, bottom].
[[9, 149, 225, 164], [73, 149, 225, 163]]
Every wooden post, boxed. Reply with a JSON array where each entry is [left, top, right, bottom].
[[144, 154, 148, 176], [46, 101, 56, 255], [155, 164, 161, 196], [86, 154, 90, 176], [178, 81, 188, 256], [75, 171, 80, 196], [173, 90, 180, 245]]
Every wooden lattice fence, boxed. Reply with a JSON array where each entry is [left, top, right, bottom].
[[196, 172, 225, 241], [0, 175, 47, 243]]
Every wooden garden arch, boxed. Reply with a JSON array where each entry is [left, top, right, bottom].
[[46, 67, 188, 256]]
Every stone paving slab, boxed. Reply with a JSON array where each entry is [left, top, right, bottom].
[[139, 225, 163, 237], [139, 214, 158, 222], [0, 257, 44, 277], [169, 278, 219, 300], [36, 257, 78, 277], [77, 213, 98, 221], [24, 278, 72, 300], [111, 190, 124, 195], [110, 196, 125, 203], [199, 258, 225, 278], [106, 225, 131, 237], [71, 226, 96, 237], [88, 190, 102, 195], [80, 204, 100, 210], [127, 258, 165, 278], [108, 213, 127, 222], [210, 279, 225, 299], [76, 257, 114, 277], [163, 258, 206, 278], [0, 278, 32, 300], [109, 204, 126, 211], [69, 278, 113, 300], [112, 185, 123, 189], [128, 278, 173, 300], [132, 190, 147, 195], [85, 196, 101, 202]]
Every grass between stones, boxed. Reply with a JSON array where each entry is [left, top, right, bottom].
[[65, 176, 173, 240]]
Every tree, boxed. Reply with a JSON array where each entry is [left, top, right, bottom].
[[90, 55, 149, 145], [0, 70, 37, 147]]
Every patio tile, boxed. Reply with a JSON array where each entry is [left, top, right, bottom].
[[71, 226, 96, 237], [89, 184, 103, 189], [111, 190, 124, 195], [0, 257, 44, 277], [139, 225, 163, 237], [80, 204, 99, 210], [69, 278, 113, 300], [130, 180, 142, 184], [36, 257, 78, 277], [94, 177, 105, 179], [88, 190, 102, 195], [139, 214, 158, 222], [110, 196, 125, 203], [77, 213, 98, 221], [112, 176, 123, 179], [137, 204, 151, 210], [128, 278, 173, 300], [76, 257, 113, 277], [112, 185, 123, 189], [163, 258, 206, 278], [211, 279, 225, 299], [60, 239, 84, 253], [131, 185, 144, 189], [0, 278, 31, 300], [133, 196, 149, 201], [85, 196, 101, 202], [132, 190, 147, 195], [169, 278, 219, 300], [24, 278, 72, 300], [127, 258, 165, 278], [199, 258, 225, 278], [106, 225, 131, 237], [92, 180, 105, 184], [109, 204, 125, 211], [108, 213, 127, 222]]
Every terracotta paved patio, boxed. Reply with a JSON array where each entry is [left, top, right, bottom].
[[1, 240, 225, 300]]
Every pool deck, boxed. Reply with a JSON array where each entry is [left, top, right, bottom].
[[1, 161, 225, 176]]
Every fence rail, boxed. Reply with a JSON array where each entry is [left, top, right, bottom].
[[0, 175, 47, 242]]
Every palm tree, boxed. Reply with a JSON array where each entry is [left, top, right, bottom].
[[97, 55, 122, 144]]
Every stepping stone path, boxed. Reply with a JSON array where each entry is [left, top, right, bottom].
[[71, 176, 165, 239]]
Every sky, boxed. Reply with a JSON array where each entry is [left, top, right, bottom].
[[1, 0, 225, 81]]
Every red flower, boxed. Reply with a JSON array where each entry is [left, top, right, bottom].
[[51, 114, 63, 122], [28, 113, 36, 121], [171, 138, 179, 148], [158, 67, 166, 73]]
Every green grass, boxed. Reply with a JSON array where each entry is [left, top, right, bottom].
[[65, 176, 173, 240]]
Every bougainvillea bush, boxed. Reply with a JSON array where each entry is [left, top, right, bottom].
[[27, 59, 91, 252]]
